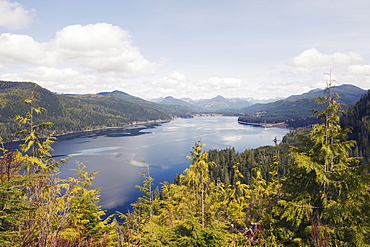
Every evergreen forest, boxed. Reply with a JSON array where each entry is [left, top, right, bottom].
[[0, 81, 171, 141], [1, 81, 370, 246]]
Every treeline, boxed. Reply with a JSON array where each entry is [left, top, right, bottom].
[[0, 81, 171, 141], [341, 90, 370, 162], [237, 115, 324, 129], [238, 84, 366, 129], [238, 116, 323, 129], [1, 85, 370, 246]]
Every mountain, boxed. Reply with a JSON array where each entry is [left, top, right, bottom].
[[98, 91, 197, 116], [101, 85, 367, 117], [241, 84, 366, 116], [153, 96, 193, 107], [153, 95, 255, 112], [238, 84, 367, 127], [287, 84, 366, 102], [98, 90, 150, 106], [0, 81, 171, 140], [189, 95, 256, 111]]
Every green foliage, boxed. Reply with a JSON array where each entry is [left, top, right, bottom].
[[0, 91, 116, 246], [342, 89, 370, 162], [0, 81, 171, 141], [279, 77, 370, 246]]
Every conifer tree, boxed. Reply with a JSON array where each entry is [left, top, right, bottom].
[[0, 89, 116, 246], [280, 73, 370, 246]]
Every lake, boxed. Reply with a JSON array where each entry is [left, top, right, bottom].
[[53, 116, 290, 214]]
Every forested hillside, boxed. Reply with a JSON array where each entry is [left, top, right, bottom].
[[341, 89, 370, 162], [238, 84, 366, 128], [0, 81, 171, 140], [98, 90, 197, 116]]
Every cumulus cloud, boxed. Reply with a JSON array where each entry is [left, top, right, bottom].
[[197, 77, 244, 90], [0, 0, 36, 29], [347, 65, 370, 75], [0, 33, 57, 66], [52, 23, 166, 76], [287, 48, 364, 73], [144, 71, 189, 96], [153, 71, 187, 87], [0, 23, 167, 93], [0, 66, 100, 93]]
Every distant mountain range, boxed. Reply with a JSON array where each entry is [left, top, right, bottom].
[[151, 95, 279, 113], [148, 84, 366, 117], [0, 81, 368, 140]]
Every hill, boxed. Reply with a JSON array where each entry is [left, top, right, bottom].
[[238, 84, 367, 128], [0, 81, 171, 140], [341, 89, 370, 162], [153, 95, 255, 112], [98, 91, 197, 116]]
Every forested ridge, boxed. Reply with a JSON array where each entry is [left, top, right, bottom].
[[0, 81, 171, 141], [1, 82, 370, 246], [238, 84, 366, 128], [341, 90, 370, 162]]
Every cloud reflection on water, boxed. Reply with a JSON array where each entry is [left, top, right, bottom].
[[54, 116, 290, 212]]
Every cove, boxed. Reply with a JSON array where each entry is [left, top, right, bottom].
[[53, 116, 290, 214]]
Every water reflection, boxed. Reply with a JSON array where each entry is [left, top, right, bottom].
[[54, 116, 290, 213]]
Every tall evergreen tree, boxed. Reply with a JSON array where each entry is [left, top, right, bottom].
[[0, 89, 116, 246], [280, 74, 370, 246]]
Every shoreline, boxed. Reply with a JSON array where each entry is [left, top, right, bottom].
[[2, 119, 173, 146], [237, 120, 290, 129], [53, 119, 172, 141]]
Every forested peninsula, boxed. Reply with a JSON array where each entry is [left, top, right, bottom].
[[1, 80, 370, 246]]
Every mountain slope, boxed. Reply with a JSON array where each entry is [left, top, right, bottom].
[[241, 84, 367, 118], [153, 95, 254, 112], [0, 81, 171, 140], [341, 89, 370, 162], [98, 90, 197, 116]]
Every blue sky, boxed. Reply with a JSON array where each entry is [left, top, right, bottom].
[[0, 0, 369, 99]]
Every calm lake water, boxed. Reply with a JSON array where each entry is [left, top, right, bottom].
[[53, 116, 290, 214]]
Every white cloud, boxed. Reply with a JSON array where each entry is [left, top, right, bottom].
[[0, 66, 100, 93], [153, 71, 187, 87], [52, 23, 166, 76], [0, 23, 169, 95], [0, 33, 56, 67], [0, 23, 166, 81], [347, 65, 370, 75], [198, 77, 244, 90], [287, 48, 364, 73], [140, 71, 189, 97], [0, 0, 35, 30]]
